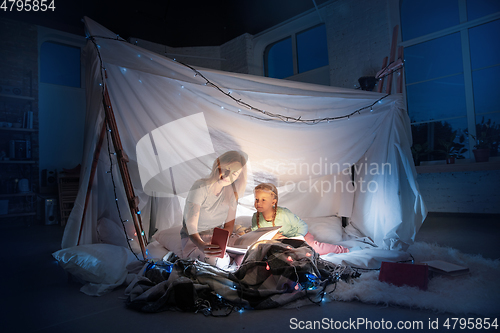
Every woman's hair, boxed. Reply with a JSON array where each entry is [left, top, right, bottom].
[[204, 150, 248, 203], [254, 183, 278, 228]]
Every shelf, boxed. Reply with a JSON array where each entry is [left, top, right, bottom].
[[0, 160, 36, 164], [0, 93, 34, 101], [0, 192, 36, 198], [0, 212, 36, 218], [0, 127, 37, 133]]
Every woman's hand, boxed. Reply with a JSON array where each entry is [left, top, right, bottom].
[[199, 242, 222, 256]]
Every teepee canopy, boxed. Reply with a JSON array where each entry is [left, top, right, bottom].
[[62, 17, 426, 257]]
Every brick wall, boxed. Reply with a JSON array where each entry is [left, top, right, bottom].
[[323, 0, 392, 89], [129, 38, 223, 70], [417, 170, 500, 214]]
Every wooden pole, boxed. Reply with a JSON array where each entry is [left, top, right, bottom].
[[377, 57, 388, 93], [385, 25, 399, 95], [77, 120, 107, 246], [102, 85, 148, 259], [397, 46, 404, 94]]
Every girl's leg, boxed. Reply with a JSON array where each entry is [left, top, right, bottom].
[[304, 232, 349, 255]]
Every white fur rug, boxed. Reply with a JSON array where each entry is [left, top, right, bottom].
[[327, 242, 500, 315]]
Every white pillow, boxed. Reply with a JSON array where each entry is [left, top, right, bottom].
[[52, 243, 135, 296], [151, 225, 183, 257], [96, 217, 129, 248], [303, 216, 344, 244]]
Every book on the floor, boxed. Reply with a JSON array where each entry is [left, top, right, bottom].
[[226, 226, 282, 254], [421, 260, 469, 276]]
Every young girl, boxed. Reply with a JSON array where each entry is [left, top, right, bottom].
[[252, 183, 349, 255]]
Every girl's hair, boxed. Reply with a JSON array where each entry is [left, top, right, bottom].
[[204, 151, 248, 203], [254, 183, 278, 228]]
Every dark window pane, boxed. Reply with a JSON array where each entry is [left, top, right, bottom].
[[473, 66, 500, 114], [467, 0, 500, 21], [411, 118, 469, 164], [296, 24, 328, 73], [474, 114, 500, 156], [265, 37, 293, 79], [407, 74, 466, 123], [469, 19, 500, 70], [405, 33, 463, 84], [40, 42, 81, 88], [401, 0, 459, 41]]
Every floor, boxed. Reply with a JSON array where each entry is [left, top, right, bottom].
[[2, 212, 499, 333]]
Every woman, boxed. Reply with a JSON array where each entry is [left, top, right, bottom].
[[180, 150, 247, 267]]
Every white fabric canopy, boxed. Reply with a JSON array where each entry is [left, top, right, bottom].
[[62, 17, 426, 257]]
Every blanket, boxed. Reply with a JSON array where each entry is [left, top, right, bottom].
[[125, 239, 356, 315]]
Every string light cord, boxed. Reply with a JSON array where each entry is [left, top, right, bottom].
[[175, 59, 391, 124], [105, 125, 144, 262], [86, 33, 392, 125]]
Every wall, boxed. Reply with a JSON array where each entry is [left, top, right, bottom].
[[129, 37, 223, 70]]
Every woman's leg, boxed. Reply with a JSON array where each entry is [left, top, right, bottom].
[[304, 232, 349, 255]]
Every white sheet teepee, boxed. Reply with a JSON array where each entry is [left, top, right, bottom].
[[62, 17, 426, 264]]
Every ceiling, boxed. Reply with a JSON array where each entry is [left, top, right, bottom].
[[0, 0, 331, 47]]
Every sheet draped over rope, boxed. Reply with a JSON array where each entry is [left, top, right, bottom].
[[62, 17, 426, 262]]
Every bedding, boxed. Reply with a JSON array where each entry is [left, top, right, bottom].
[[126, 239, 356, 313], [150, 215, 346, 259]]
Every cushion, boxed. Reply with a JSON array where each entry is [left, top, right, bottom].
[[96, 217, 129, 248], [151, 225, 183, 257], [52, 243, 136, 296], [303, 216, 344, 244]]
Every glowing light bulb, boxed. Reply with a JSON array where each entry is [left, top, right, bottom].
[[266, 262, 270, 270], [287, 256, 293, 262]]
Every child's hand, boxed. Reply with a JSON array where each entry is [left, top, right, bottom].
[[272, 232, 286, 240]]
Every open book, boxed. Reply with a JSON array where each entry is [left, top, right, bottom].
[[226, 226, 282, 254], [421, 260, 469, 276]]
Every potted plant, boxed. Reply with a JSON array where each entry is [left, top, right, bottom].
[[467, 118, 500, 162], [411, 142, 430, 166], [436, 131, 468, 164]]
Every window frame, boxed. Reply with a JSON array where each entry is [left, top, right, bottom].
[[263, 23, 329, 79], [400, 0, 500, 159]]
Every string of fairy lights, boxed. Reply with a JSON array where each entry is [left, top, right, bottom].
[[88, 34, 393, 124]]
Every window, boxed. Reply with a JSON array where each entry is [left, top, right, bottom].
[[264, 24, 329, 79], [401, 0, 500, 164], [41, 42, 81, 88], [265, 37, 294, 79]]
